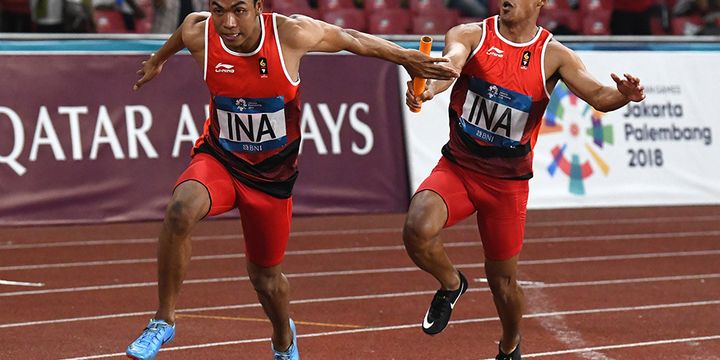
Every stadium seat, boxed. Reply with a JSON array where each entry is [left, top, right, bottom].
[[539, 9, 580, 34], [408, 0, 446, 14], [364, 0, 402, 13], [458, 17, 484, 25], [488, 0, 499, 15], [543, 0, 572, 10], [368, 9, 410, 34], [671, 16, 704, 35], [322, 8, 366, 30], [94, 9, 127, 33], [582, 10, 611, 35], [317, 0, 355, 12], [273, 2, 320, 18], [412, 10, 459, 34], [578, 0, 613, 11], [272, 0, 312, 11]]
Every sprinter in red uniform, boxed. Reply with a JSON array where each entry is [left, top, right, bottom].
[[402, 1, 645, 359], [124, 1, 458, 359]]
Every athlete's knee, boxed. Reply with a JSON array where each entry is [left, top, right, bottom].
[[487, 274, 519, 302], [403, 194, 445, 244], [403, 215, 439, 245], [164, 199, 199, 236], [248, 267, 287, 298]]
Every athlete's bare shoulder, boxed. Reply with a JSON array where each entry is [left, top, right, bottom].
[[446, 22, 484, 52], [180, 11, 210, 53], [545, 38, 582, 75], [274, 13, 323, 51]]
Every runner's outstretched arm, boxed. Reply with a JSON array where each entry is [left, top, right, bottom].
[[280, 15, 459, 80], [133, 12, 209, 90], [552, 41, 646, 112]]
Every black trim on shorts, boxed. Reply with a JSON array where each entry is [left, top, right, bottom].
[[173, 179, 213, 220]]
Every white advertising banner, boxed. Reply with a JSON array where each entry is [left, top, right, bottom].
[[401, 50, 720, 208]]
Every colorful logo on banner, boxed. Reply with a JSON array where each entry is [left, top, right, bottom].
[[541, 82, 614, 195]]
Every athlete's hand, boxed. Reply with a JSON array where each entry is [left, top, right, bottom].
[[133, 53, 164, 91], [611, 73, 645, 102], [402, 50, 459, 81], [405, 80, 435, 112]]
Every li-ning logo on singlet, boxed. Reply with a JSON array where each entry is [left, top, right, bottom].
[[215, 63, 235, 73], [458, 78, 532, 148], [486, 46, 504, 58], [215, 95, 287, 153]]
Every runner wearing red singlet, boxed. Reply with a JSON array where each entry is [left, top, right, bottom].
[[124, 1, 458, 359], [402, 1, 645, 358]]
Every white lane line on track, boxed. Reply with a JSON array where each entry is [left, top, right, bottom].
[[1, 216, 718, 250], [475, 278, 546, 286], [3, 273, 719, 329], [482, 335, 720, 359], [0, 242, 482, 271], [2, 249, 719, 297], [0, 279, 44, 287], [3, 230, 719, 271], [59, 301, 720, 360]]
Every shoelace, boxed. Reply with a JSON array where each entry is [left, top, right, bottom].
[[135, 324, 163, 348], [428, 291, 452, 320], [273, 346, 292, 360]]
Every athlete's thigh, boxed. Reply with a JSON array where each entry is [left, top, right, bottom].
[[471, 175, 529, 261], [414, 157, 476, 228], [235, 182, 292, 268], [175, 153, 238, 217]]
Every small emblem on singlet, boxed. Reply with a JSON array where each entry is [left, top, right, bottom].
[[259, 57, 268, 77], [521, 51, 531, 69]]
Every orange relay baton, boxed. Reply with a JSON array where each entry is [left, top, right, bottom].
[[411, 36, 433, 113]]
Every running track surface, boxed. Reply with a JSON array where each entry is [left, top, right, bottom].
[[1, 206, 719, 360]]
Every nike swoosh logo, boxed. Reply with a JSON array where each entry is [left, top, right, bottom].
[[450, 281, 465, 309], [422, 308, 434, 329]]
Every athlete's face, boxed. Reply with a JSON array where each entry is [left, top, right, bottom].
[[498, 0, 544, 23], [210, 0, 263, 51]]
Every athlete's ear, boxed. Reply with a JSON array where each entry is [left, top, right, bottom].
[[256, 0, 263, 14], [537, 0, 545, 7]]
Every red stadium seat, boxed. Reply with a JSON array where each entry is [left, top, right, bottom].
[[539, 9, 580, 33], [489, 0, 499, 15], [650, 16, 668, 35], [317, 0, 355, 11], [0, 0, 30, 13], [364, 0, 402, 13], [458, 16, 485, 25], [582, 10, 611, 35], [543, 0, 572, 10], [273, 5, 320, 19], [412, 10, 459, 34], [94, 9, 127, 33], [671, 16, 704, 35], [578, 0, 613, 11], [368, 9, 410, 34], [322, 8, 366, 30], [135, 17, 152, 33], [408, 0, 446, 14], [272, 0, 311, 11]]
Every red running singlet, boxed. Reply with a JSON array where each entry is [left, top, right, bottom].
[[194, 13, 301, 198], [444, 15, 553, 179]]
